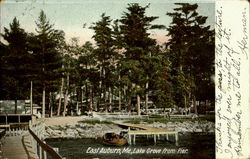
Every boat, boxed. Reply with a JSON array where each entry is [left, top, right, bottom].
[[102, 132, 128, 146]]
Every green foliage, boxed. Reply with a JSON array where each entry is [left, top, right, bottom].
[[0, 4, 214, 116], [119, 3, 166, 110], [90, 13, 120, 111], [166, 3, 214, 108], [27, 10, 65, 106], [1, 17, 31, 100]]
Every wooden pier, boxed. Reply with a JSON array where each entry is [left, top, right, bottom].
[[0, 118, 63, 159], [2, 135, 29, 159], [116, 122, 178, 145]]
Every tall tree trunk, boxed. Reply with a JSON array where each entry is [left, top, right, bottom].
[[89, 86, 93, 112], [42, 47, 46, 118], [93, 89, 97, 111], [63, 93, 67, 116], [42, 86, 46, 118], [108, 86, 112, 112], [127, 85, 132, 114], [102, 68, 107, 113], [63, 72, 69, 116], [145, 77, 149, 114], [137, 94, 141, 116], [103, 86, 107, 112], [57, 76, 64, 116], [128, 95, 131, 114], [184, 94, 187, 115], [194, 95, 198, 115], [118, 89, 121, 112], [76, 102, 79, 115], [30, 81, 33, 115], [49, 92, 53, 117], [85, 83, 88, 112], [145, 47, 150, 114], [118, 74, 121, 112], [75, 87, 78, 115], [98, 66, 102, 112], [98, 81, 102, 112], [81, 86, 84, 115]]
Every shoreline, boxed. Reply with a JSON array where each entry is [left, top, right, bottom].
[[45, 131, 215, 141], [44, 119, 215, 139]]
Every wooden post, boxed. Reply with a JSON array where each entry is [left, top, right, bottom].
[[43, 141, 47, 159], [29, 120, 31, 128], [175, 133, 179, 146], [8, 125, 10, 136], [39, 145, 42, 159], [166, 134, 169, 140], [17, 128, 20, 136], [133, 134, 136, 145], [154, 134, 156, 145], [128, 134, 131, 145], [5, 115, 7, 125]]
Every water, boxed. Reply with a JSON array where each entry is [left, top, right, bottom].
[[46, 133, 215, 159]]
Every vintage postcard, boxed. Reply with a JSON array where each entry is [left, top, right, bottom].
[[0, 0, 249, 159]]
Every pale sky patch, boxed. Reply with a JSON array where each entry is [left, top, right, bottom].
[[0, 0, 215, 45]]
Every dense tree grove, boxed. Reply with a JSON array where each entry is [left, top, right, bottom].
[[0, 3, 214, 117]]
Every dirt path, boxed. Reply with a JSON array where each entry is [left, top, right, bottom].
[[44, 116, 85, 126]]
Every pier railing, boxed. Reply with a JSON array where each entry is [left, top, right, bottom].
[[29, 119, 64, 159], [0, 123, 28, 137]]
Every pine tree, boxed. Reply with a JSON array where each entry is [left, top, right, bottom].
[[119, 3, 164, 115], [76, 41, 97, 112], [1, 17, 31, 112], [91, 13, 116, 112], [29, 10, 65, 117], [166, 3, 214, 114]]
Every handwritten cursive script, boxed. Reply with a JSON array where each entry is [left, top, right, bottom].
[[215, 5, 248, 158]]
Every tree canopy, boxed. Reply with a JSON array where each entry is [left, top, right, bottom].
[[0, 3, 214, 116]]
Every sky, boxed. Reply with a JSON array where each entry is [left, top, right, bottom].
[[0, 0, 215, 45]]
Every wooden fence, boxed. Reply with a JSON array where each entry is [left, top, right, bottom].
[[29, 120, 64, 159]]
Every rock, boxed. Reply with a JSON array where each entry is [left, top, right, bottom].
[[196, 129, 203, 132]]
